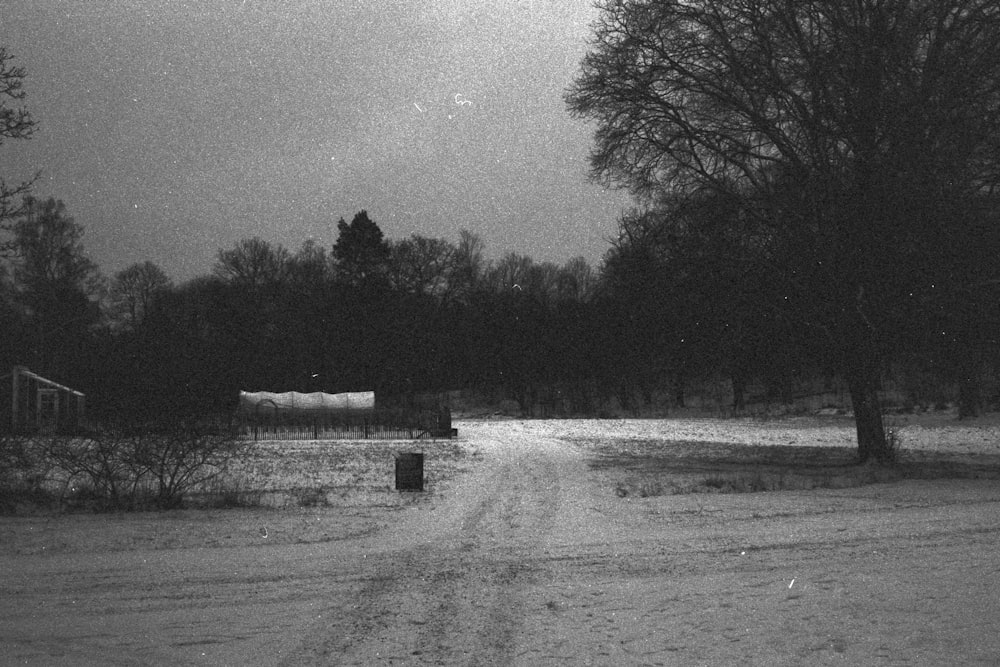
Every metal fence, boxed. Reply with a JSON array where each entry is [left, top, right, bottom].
[[238, 408, 454, 441]]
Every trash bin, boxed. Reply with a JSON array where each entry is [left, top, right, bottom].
[[395, 452, 424, 491]]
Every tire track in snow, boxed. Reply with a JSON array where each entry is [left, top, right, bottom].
[[284, 427, 569, 665]]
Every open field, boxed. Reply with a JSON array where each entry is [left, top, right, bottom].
[[2, 416, 1000, 665]]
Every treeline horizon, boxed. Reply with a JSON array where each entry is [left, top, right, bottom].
[[2, 198, 998, 426]]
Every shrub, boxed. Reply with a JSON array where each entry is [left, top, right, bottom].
[[21, 417, 254, 512], [637, 480, 663, 498], [201, 476, 264, 509], [46, 432, 147, 510], [0, 435, 59, 513], [294, 486, 329, 507], [134, 421, 250, 509]]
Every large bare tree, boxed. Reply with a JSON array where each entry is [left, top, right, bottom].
[[213, 237, 290, 291], [568, 0, 1000, 461]]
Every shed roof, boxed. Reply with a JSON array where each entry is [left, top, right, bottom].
[[2, 366, 85, 397]]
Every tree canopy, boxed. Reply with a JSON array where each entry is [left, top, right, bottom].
[[567, 0, 1000, 460]]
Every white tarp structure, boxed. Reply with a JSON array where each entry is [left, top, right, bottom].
[[239, 390, 375, 415]]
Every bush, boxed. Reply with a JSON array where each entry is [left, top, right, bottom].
[[4, 418, 254, 512], [200, 476, 265, 509], [703, 471, 777, 493], [136, 423, 249, 509], [0, 435, 56, 512], [45, 432, 146, 510], [293, 486, 329, 507]]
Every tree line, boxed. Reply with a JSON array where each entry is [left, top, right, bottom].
[[2, 198, 997, 430], [3, 6, 1000, 465], [0, 202, 614, 421]]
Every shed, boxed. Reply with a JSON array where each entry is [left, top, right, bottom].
[[1, 366, 86, 434]]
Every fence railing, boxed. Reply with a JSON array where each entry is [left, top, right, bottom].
[[238, 408, 454, 441]]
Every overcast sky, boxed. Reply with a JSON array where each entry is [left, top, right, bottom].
[[0, 0, 631, 281]]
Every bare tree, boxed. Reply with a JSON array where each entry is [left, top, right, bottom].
[[525, 261, 562, 301], [287, 239, 331, 288], [213, 237, 290, 291], [568, 0, 1000, 461], [445, 229, 485, 303], [0, 47, 36, 254], [487, 252, 535, 294], [556, 257, 596, 303], [389, 234, 456, 297], [110, 261, 172, 330]]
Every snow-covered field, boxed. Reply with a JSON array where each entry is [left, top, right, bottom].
[[457, 414, 1000, 455], [221, 415, 1000, 506], [4, 416, 1000, 664]]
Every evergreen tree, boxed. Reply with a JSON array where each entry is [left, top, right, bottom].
[[333, 210, 390, 290]]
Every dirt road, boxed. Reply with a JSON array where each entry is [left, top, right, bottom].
[[4, 420, 1000, 665], [283, 421, 624, 665]]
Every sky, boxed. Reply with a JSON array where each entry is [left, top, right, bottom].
[[0, 0, 632, 282]]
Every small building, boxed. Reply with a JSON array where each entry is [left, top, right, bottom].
[[0, 366, 86, 434]]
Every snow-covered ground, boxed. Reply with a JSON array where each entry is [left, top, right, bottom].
[[455, 415, 1000, 455], [4, 417, 1000, 664]]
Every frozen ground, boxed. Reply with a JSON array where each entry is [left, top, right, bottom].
[[2, 416, 1000, 665]]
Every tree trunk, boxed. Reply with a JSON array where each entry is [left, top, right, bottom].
[[844, 355, 889, 463], [958, 377, 981, 419], [732, 375, 747, 412], [957, 353, 983, 419], [616, 380, 634, 414], [673, 376, 686, 408]]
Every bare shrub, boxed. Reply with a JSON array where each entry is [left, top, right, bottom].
[[636, 480, 663, 498], [135, 421, 250, 509], [46, 431, 149, 510], [24, 417, 252, 512], [200, 476, 264, 509], [293, 486, 329, 507], [0, 434, 55, 511]]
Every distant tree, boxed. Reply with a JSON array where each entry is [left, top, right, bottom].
[[132, 276, 238, 417], [524, 261, 562, 302], [487, 252, 534, 295], [0, 261, 25, 371], [109, 261, 172, 331], [212, 237, 296, 390], [445, 229, 485, 303], [332, 210, 390, 289], [213, 237, 289, 291], [287, 239, 331, 289], [12, 197, 102, 378], [389, 234, 455, 297], [555, 257, 596, 303], [0, 47, 36, 254], [568, 0, 1000, 461]]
